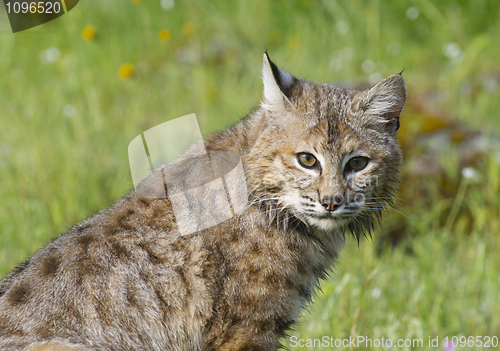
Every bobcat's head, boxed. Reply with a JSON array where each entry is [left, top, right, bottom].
[[246, 53, 406, 240]]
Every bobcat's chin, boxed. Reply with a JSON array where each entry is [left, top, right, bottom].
[[305, 214, 348, 232]]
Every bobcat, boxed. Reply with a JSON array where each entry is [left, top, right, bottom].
[[0, 53, 406, 351]]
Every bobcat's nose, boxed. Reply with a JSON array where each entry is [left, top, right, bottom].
[[321, 196, 342, 211]]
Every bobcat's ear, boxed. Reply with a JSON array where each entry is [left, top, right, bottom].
[[352, 73, 406, 133], [261, 52, 298, 112]]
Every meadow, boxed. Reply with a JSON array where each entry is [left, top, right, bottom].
[[0, 0, 499, 349]]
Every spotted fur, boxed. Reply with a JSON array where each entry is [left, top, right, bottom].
[[0, 53, 406, 351]]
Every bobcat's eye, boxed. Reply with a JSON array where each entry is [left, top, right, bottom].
[[297, 153, 318, 168], [347, 156, 369, 172]]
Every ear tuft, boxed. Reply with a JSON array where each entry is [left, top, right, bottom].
[[261, 52, 297, 112], [353, 73, 407, 132]]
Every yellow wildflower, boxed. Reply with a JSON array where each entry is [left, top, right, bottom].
[[158, 29, 171, 42], [131, 0, 143, 4], [118, 63, 134, 80], [82, 25, 96, 41], [182, 22, 195, 37]]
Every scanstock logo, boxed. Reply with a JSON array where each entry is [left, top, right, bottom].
[[2, 0, 79, 33], [128, 114, 248, 236]]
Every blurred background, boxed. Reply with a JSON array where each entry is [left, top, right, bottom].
[[0, 0, 499, 349]]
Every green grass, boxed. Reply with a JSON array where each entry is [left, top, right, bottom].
[[289, 231, 500, 350], [1, 0, 500, 349]]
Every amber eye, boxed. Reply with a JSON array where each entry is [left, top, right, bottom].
[[347, 156, 368, 171], [297, 153, 318, 168]]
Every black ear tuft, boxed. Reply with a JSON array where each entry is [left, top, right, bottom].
[[262, 52, 298, 104]]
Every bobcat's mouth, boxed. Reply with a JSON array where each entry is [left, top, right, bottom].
[[277, 192, 366, 231], [313, 212, 347, 219], [297, 199, 367, 231]]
